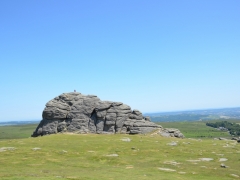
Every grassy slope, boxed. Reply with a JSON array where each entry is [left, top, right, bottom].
[[158, 121, 232, 139], [0, 135, 239, 179], [0, 122, 239, 179], [0, 124, 37, 140]]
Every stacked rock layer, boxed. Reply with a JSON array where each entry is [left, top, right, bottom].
[[32, 92, 163, 137]]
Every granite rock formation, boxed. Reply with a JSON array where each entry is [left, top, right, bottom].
[[159, 128, 185, 138], [32, 92, 184, 138]]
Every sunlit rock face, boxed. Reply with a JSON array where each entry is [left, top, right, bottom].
[[32, 92, 162, 137]]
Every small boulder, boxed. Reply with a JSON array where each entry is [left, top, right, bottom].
[[121, 138, 131, 142], [220, 163, 228, 168], [160, 128, 184, 138], [167, 142, 178, 146], [106, 154, 119, 157]]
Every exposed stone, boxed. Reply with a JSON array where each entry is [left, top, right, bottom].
[[145, 116, 151, 121], [159, 128, 185, 138], [32, 92, 184, 137], [167, 141, 178, 146], [106, 154, 119, 157], [199, 158, 213, 161], [231, 174, 239, 178], [231, 137, 239, 141], [220, 163, 228, 168], [0, 147, 15, 152], [158, 168, 176, 172], [219, 137, 228, 140], [231, 137, 240, 143], [121, 137, 131, 142], [219, 158, 228, 162], [164, 161, 181, 166]]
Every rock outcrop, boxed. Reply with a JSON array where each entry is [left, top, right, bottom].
[[159, 128, 184, 138], [32, 92, 184, 138], [231, 137, 240, 143]]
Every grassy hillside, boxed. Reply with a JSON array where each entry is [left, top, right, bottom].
[[0, 122, 239, 179], [0, 133, 240, 180], [158, 121, 232, 139], [0, 124, 37, 140]]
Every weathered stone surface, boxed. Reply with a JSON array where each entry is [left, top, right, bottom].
[[145, 116, 151, 121], [42, 120, 55, 134], [159, 128, 185, 138], [32, 92, 184, 138], [130, 127, 160, 134], [231, 137, 240, 143]]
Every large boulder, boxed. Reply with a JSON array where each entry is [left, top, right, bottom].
[[32, 92, 183, 138], [32, 92, 161, 136]]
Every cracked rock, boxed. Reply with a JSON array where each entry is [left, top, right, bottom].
[[159, 128, 185, 138], [31, 92, 184, 137]]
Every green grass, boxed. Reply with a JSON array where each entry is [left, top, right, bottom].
[[0, 134, 240, 180], [158, 121, 232, 139], [0, 122, 239, 179], [0, 124, 37, 140]]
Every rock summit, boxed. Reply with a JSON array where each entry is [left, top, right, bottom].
[[32, 92, 184, 138]]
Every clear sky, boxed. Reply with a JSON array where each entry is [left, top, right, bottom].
[[0, 0, 239, 121]]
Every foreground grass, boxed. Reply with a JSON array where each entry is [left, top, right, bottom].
[[0, 133, 240, 180]]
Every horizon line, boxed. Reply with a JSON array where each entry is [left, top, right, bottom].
[[143, 106, 240, 114]]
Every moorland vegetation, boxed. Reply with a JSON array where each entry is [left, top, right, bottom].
[[0, 121, 240, 179], [206, 121, 240, 136]]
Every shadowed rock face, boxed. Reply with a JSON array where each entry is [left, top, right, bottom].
[[32, 92, 163, 137]]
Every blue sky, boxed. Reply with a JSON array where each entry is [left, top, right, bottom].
[[0, 0, 239, 121]]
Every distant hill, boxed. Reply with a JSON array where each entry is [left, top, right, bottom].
[[145, 107, 240, 122]]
